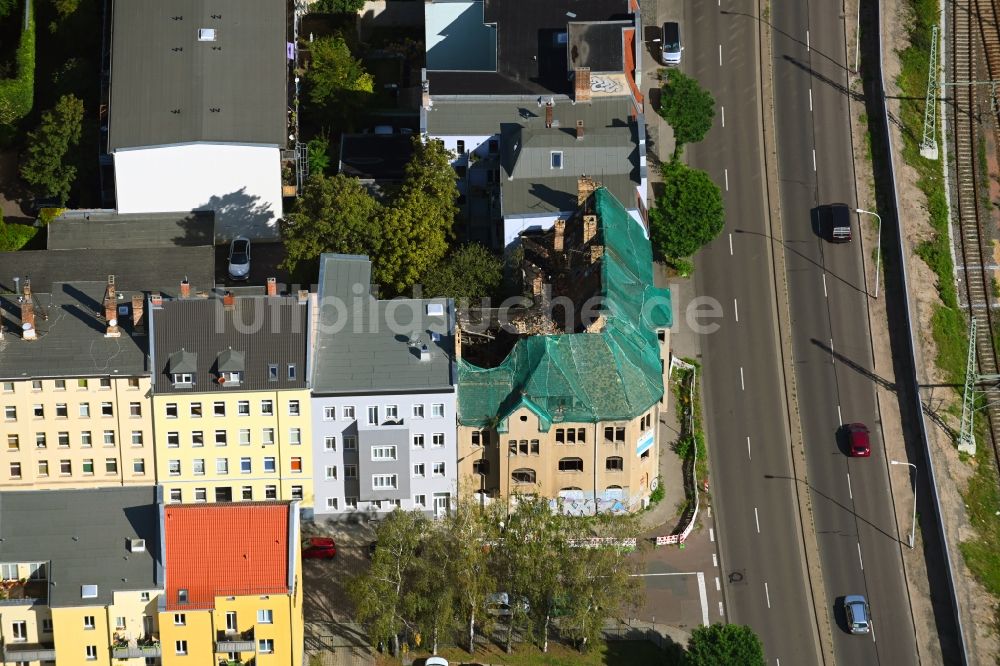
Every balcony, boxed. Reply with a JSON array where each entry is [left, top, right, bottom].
[[111, 634, 161, 658], [0, 579, 47, 605], [2, 641, 57, 661], [215, 627, 255, 652]]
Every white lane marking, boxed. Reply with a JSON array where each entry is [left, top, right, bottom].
[[809, 88, 813, 111], [721, 105, 725, 127], [729, 232, 734, 255], [719, 601, 724, 617], [740, 367, 745, 391], [777, 660, 781, 666], [697, 572, 710, 625], [710, 527, 715, 542], [822, 272, 828, 297], [806, 30, 810, 51], [847, 473, 853, 499], [754, 507, 761, 533], [719, 44, 723, 66], [747, 435, 752, 461], [871, 620, 876, 643], [712, 553, 718, 567], [838, 404, 843, 425], [724, 168, 729, 191], [734, 298, 739, 322], [830, 338, 835, 365], [858, 542, 864, 570], [715, 576, 721, 591], [812, 148, 817, 171], [764, 582, 771, 609], [708, 506, 712, 518]]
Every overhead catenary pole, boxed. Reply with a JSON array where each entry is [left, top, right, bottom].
[[958, 317, 978, 455], [921, 25, 940, 159]]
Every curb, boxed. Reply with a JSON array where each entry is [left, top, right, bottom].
[[755, 1, 836, 664]]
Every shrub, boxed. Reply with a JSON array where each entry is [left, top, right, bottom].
[[0, 3, 36, 126]]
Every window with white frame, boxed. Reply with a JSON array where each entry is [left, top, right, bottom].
[[367, 406, 378, 425], [325, 466, 337, 479], [289, 428, 301, 445], [291, 485, 303, 500], [101, 402, 113, 416], [259, 638, 275, 653], [240, 457, 252, 473], [260, 400, 273, 416], [79, 403, 90, 418], [103, 430, 115, 446], [324, 406, 336, 420], [414, 494, 426, 507], [324, 436, 336, 451], [343, 406, 355, 419], [86, 645, 98, 660], [83, 615, 95, 629], [413, 463, 425, 477], [412, 404, 424, 418], [262, 428, 275, 445], [194, 488, 207, 502], [241, 486, 253, 500], [1, 563, 18, 579], [432, 433, 445, 447], [190, 402, 202, 418], [3, 406, 14, 420], [175, 639, 187, 655], [237, 400, 250, 416], [412, 434, 425, 448], [192, 459, 205, 475], [433, 462, 446, 477], [326, 497, 339, 510], [169, 489, 182, 503], [167, 432, 179, 448], [372, 446, 397, 461], [55, 403, 67, 418], [191, 431, 204, 447], [165, 403, 177, 418], [131, 431, 143, 447], [263, 457, 276, 473], [213, 401, 225, 417], [265, 485, 277, 499], [372, 474, 397, 489], [385, 405, 398, 419], [81, 431, 92, 448], [239, 429, 251, 446], [346, 497, 358, 509], [134, 459, 146, 475], [174, 613, 186, 626], [257, 609, 274, 624], [168, 460, 181, 476], [432, 403, 445, 418], [216, 458, 229, 474], [288, 400, 300, 416]]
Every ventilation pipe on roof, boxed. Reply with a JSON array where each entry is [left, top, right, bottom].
[[576, 120, 584, 140], [419, 344, 431, 361]]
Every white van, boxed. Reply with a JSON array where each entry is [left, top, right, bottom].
[[662, 22, 682, 66]]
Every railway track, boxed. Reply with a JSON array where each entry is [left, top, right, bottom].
[[954, 0, 1000, 460]]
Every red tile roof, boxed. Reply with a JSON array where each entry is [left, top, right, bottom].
[[164, 502, 290, 610]]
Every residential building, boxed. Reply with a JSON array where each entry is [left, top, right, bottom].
[[0, 275, 161, 491], [149, 284, 313, 507], [421, 0, 648, 248], [0, 486, 162, 666], [338, 133, 416, 199], [161, 501, 303, 664], [310, 254, 458, 520], [105, 0, 293, 239], [456, 187, 671, 513]]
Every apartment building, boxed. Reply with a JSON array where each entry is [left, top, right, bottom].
[[310, 254, 458, 520], [0, 276, 155, 491], [0, 486, 162, 666], [456, 187, 671, 513], [161, 502, 303, 664], [149, 283, 313, 507]]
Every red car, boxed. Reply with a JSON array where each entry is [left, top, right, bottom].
[[847, 423, 871, 457], [302, 537, 337, 559]]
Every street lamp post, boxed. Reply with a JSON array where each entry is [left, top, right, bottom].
[[891, 460, 917, 549], [856, 208, 882, 299]]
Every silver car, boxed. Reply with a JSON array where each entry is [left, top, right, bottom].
[[662, 22, 682, 66], [844, 594, 871, 634], [227, 236, 251, 281]]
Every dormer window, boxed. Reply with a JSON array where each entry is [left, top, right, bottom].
[[172, 373, 194, 386], [221, 371, 241, 385], [167, 350, 197, 388], [216, 349, 245, 387]]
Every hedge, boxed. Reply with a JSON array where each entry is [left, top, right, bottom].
[[0, 0, 35, 126]]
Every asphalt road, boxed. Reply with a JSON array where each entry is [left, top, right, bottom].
[[770, 1, 919, 663], [677, 0, 823, 663]]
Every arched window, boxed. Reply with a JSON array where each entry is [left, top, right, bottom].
[[558, 457, 584, 472], [511, 468, 536, 484], [606, 456, 624, 471]]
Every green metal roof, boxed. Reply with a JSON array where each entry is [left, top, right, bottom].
[[458, 188, 671, 426]]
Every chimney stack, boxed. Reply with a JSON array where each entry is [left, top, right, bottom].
[[297, 289, 309, 305], [577, 176, 599, 205], [583, 215, 598, 244], [180, 278, 190, 299], [545, 103, 554, 129], [576, 120, 584, 140], [150, 293, 163, 309], [20, 279, 36, 341], [131, 294, 145, 331], [266, 277, 277, 297], [223, 291, 235, 311], [553, 219, 566, 253], [103, 275, 121, 338], [454, 326, 462, 361], [574, 67, 592, 103]]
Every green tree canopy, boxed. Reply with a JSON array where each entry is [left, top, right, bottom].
[[306, 35, 373, 121], [306, 132, 332, 176], [0, 0, 16, 18], [420, 243, 502, 301], [19, 94, 83, 204], [658, 69, 715, 157], [649, 160, 725, 263], [686, 624, 766, 666], [312, 0, 364, 13]]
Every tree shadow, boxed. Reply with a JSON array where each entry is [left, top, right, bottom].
[[197, 187, 277, 243]]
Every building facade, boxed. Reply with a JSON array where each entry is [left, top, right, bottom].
[[149, 287, 313, 507], [310, 254, 458, 520]]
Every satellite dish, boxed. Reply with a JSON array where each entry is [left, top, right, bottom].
[[108, 319, 118, 327], [21, 323, 31, 331]]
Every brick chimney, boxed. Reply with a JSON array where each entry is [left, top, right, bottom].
[[131, 294, 145, 330], [297, 289, 309, 305], [574, 67, 592, 103], [583, 215, 598, 244], [223, 291, 235, 311], [20, 279, 36, 340], [103, 275, 121, 338], [577, 176, 599, 205], [266, 277, 277, 297], [553, 219, 566, 253], [585, 314, 606, 333], [545, 103, 554, 129], [576, 120, 584, 140], [180, 278, 190, 299], [454, 326, 462, 361], [150, 293, 163, 309]]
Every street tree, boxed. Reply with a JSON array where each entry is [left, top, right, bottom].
[[649, 160, 725, 265], [311, 0, 364, 13], [491, 496, 548, 653], [305, 35, 373, 119], [347, 509, 428, 655], [279, 173, 383, 275], [657, 69, 715, 158], [409, 524, 459, 655], [19, 94, 84, 204], [420, 243, 503, 301], [686, 623, 766, 666]]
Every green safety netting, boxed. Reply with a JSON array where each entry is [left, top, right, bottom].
[[458, 188, 672, 427]]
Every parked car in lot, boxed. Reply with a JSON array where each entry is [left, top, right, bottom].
[[424, 658, 449, 666], [844, 594, 871, 634], [846, 423, 871, 457], [661, 21, 682, 65], [486, 592, 529, 617], [302, 537, 336, 559], [227, 236, 251, 280]]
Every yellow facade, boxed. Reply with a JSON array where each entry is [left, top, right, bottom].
[[152, 389, 313, 506], [0, 376, 155, 490]]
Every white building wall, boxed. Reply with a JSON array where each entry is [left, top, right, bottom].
[[112, 143, 283, 241], [311, 390, 458, 520]]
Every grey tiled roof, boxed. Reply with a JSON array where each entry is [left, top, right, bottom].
[[0, 487, 162, 607], [0, 281, 149, 380], [150, 294, 308, 395], [311, 254, 456, 394], [502, 173, 638, 217], [47, 211, 215, 249], [567, 22, 628, 73], [108, 0, 288, 150], [0, 246, 215, 296]]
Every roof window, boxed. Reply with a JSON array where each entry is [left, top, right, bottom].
[[550, 151, 563, 169], [198, 28, 217, 41]]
